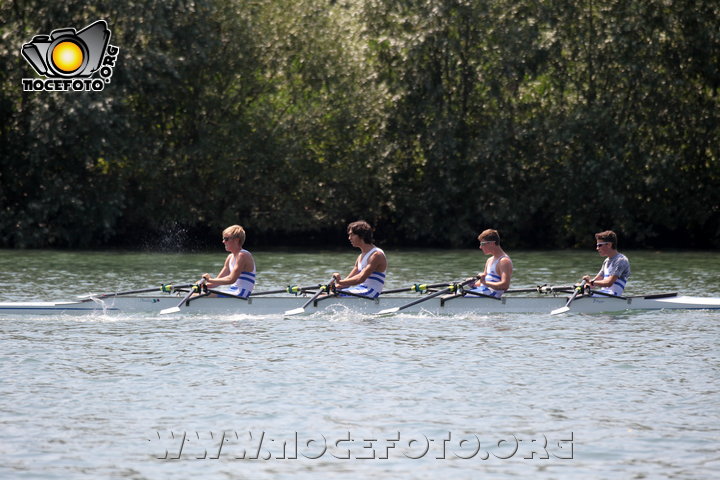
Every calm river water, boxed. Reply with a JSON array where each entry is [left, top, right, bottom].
[[1, 249, 719, 479]]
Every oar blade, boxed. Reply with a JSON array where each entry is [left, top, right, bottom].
[[375, 280, 470, 316], [284, 277, 335, 316], [550, 280, 586, 315], [377, 307, 400, 315], [159, 306, 181, 315]]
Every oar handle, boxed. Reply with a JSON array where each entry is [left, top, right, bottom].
[[569, 280, 587, 301], [300, 279, 335, 310]]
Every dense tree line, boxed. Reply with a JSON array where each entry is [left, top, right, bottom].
[[1, 0, 718, 249]]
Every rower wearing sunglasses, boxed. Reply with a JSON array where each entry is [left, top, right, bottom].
[[582, 230, 631, 296], [202, 224, 256, 298], [468, 229, 513, 298]]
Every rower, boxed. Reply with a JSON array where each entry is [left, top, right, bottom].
[[582, 230, 630, 296], [332, 220, 387, 298], [467, 229, 513, 298], [202, 224, 256, 298]]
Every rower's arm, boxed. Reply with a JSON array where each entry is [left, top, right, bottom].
[[332, 261, 360, 287], [589, 274, 617, 289], [582, 271, 609, 287], [334, 252, 386, 288], [204, 252, 252, 287]]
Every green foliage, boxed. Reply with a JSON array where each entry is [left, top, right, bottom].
[[1, 0, 718, 249]]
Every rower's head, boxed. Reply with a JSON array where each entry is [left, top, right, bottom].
[[478, 229, 501, 249], [595, 230, 617, 251], [347, 220, 374, 245], [222, 225, 246, 247]]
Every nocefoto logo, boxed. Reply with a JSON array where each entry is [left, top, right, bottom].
[[21, 20, 120, 92]]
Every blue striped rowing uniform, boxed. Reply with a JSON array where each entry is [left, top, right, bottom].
[[467, 255, 510, 298], [341, 247, 386, 298], [223, 250, 256, 298]]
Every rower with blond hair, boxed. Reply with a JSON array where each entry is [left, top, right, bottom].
[[202, 224, 256, 298]]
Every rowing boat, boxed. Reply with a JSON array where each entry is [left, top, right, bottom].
[[1, 291, 719, 315]]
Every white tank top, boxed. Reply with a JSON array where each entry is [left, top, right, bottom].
[[473, 255, 509, 298], [228, 249, 256, 298], [353, 247, 386, 297]]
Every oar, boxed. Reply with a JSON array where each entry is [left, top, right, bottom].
[[460, 289, 502, 299], [538, 285, 575, 294], [205, 288, 249, 300], [550, 280, 587, 315], [377, 277, 476, 315], [78, 283, 193, 299], [160, 279, 206, 315], [382, 282, 452, 295], [316, 287, 378, 303], [284, 278, 335, 316], [250, 285, 320, 296], [587, 288, 627, 300], [501, 285, 574, 294]]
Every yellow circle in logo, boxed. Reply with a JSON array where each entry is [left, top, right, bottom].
[[52, 41, 84, 73]]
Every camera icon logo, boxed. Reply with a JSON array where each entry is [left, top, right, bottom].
[[21, 20, 119, 92]]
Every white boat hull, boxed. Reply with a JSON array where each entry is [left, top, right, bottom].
[[1, 292, 719, 316]]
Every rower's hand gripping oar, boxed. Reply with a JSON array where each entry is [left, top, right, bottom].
[[160, 279, 207, 315], [284, 278, 336, 316], [377, 277, 477, 315], [550, 280, 587, 315]]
